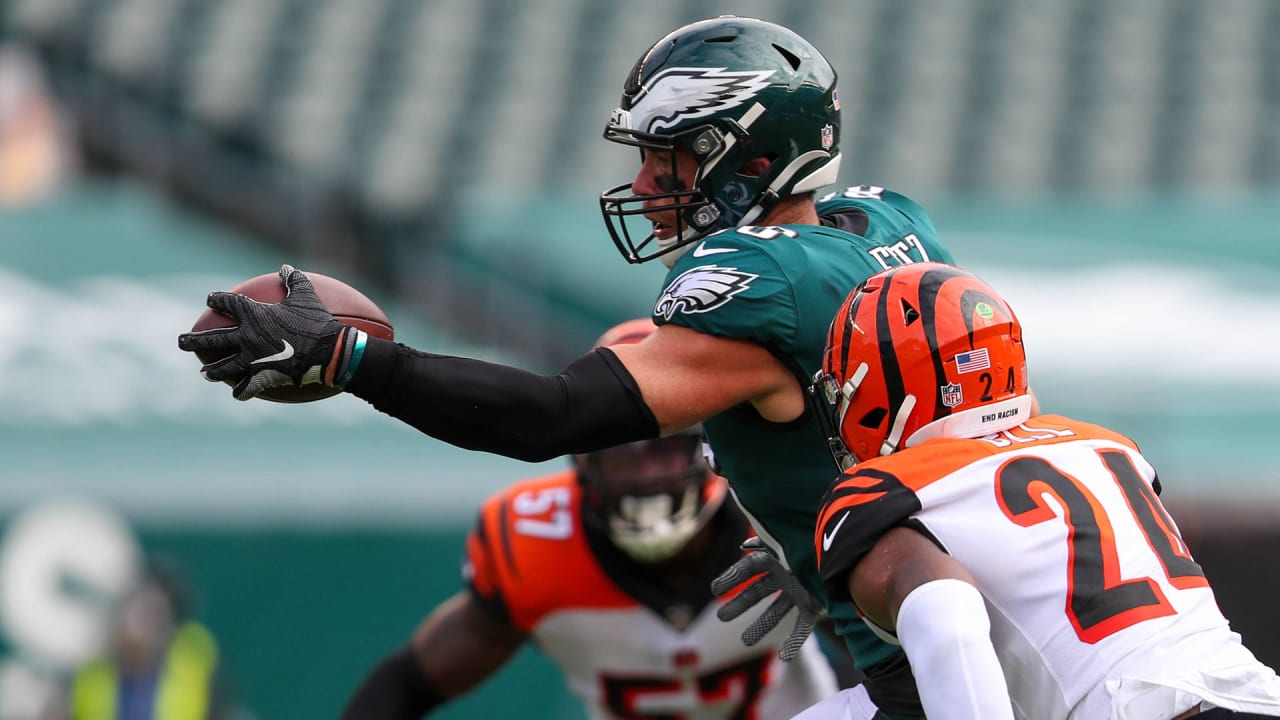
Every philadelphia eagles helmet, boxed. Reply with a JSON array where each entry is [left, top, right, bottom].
[[600, 16, 842, 265]]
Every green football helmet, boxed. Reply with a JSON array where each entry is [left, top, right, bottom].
[[600, 16, 842, 265]]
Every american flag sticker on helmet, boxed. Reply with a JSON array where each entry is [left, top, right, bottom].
[[954, 348, 990, 374]]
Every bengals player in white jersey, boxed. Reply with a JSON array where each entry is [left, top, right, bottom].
[[805, 263, 1280, 720], [340, 320, 838, 720]]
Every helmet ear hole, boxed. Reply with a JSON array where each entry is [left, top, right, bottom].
[[859, 407, 888, 429], [900, 299, 920, 325], [739, 155, 773, 178]]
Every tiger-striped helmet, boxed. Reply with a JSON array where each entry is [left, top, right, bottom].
[[811, 262, 1032, 469]]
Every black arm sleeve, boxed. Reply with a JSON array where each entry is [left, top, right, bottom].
[[339, 644, 446, 720], [345, 339, 660, 462]]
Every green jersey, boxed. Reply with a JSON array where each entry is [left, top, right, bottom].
[[650, 186, 954, 668]]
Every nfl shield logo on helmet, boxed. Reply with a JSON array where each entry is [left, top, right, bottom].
[[821, 124, 834, 150], [941, 383, 963, 408]]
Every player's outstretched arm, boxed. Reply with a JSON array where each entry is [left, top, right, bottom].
[[848, 527, 1014, 720], [343, 322, 795, 460], [178, 268, 795, 460], [339, 592, 525, 720]]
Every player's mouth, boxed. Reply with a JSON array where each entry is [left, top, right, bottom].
[[645, 208, 679, 240], [650, 220, 676, 240]]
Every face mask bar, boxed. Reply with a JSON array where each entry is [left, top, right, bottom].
[[607, 486, 721, 563], [599, 124, 722, 264], [810, 371, 856, 472]]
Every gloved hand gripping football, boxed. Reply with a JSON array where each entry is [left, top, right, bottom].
[[177, 265, 351, 401], [710, 536, 825, 662]]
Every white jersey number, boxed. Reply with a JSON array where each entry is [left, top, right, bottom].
[[512, 487, 574, 540]]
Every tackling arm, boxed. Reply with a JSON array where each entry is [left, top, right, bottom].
[[848, 527, 1014, 720], [340, 592, 526, 720]]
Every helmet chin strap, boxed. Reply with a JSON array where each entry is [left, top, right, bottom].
[[658, 223, 704, 268]]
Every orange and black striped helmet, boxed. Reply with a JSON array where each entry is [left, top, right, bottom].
[[812, 262, 1032, 468]]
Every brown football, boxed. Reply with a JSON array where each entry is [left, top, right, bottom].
[[190, 270, 394, 403]]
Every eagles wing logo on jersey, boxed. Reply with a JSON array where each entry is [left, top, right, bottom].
[[654, 266, 759, 320], [625, 67, 774, 134]]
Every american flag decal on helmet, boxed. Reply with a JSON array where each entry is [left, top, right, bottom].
[[954, 348, 991, 374]]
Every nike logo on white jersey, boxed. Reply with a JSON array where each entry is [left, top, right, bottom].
[[822, 512, 850, 551], [692, 242, 738, 257], [252, 339, 295, 364]]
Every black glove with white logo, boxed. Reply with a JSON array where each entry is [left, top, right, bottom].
[[710, 536, 825, 662], [177, 265, 349, 401]]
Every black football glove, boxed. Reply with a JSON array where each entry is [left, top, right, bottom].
[[710, 536, 825, 662], [177, 264, 354, 401]]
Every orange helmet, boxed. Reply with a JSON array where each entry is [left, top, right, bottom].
[[577, 318, 727, 562], [812, 263, 1032, 468]]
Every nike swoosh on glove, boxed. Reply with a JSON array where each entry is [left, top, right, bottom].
[[710, 536, 826, 661], [177, 264, 353, 401]]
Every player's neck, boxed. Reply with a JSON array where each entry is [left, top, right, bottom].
[[762, 194, 818, 226]]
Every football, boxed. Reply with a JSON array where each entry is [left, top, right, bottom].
[[190, 270, 395, 403]]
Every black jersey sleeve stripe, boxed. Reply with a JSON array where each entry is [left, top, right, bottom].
[[817, 467, 922, 603]]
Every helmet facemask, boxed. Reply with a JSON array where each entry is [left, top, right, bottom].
[[810, 366, 865, 472], [600, 120, 739, 267], [576, 432, 724, 563]]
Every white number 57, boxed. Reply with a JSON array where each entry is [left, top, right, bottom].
[[512, 487, 574, 540]]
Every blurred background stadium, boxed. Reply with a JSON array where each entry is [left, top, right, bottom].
[[0, 0, 1276, 717]]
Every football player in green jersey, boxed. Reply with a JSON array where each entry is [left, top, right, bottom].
[[179, 16, 953, 717]]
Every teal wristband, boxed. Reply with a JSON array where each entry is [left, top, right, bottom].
[[334, 329, 368, 389]]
